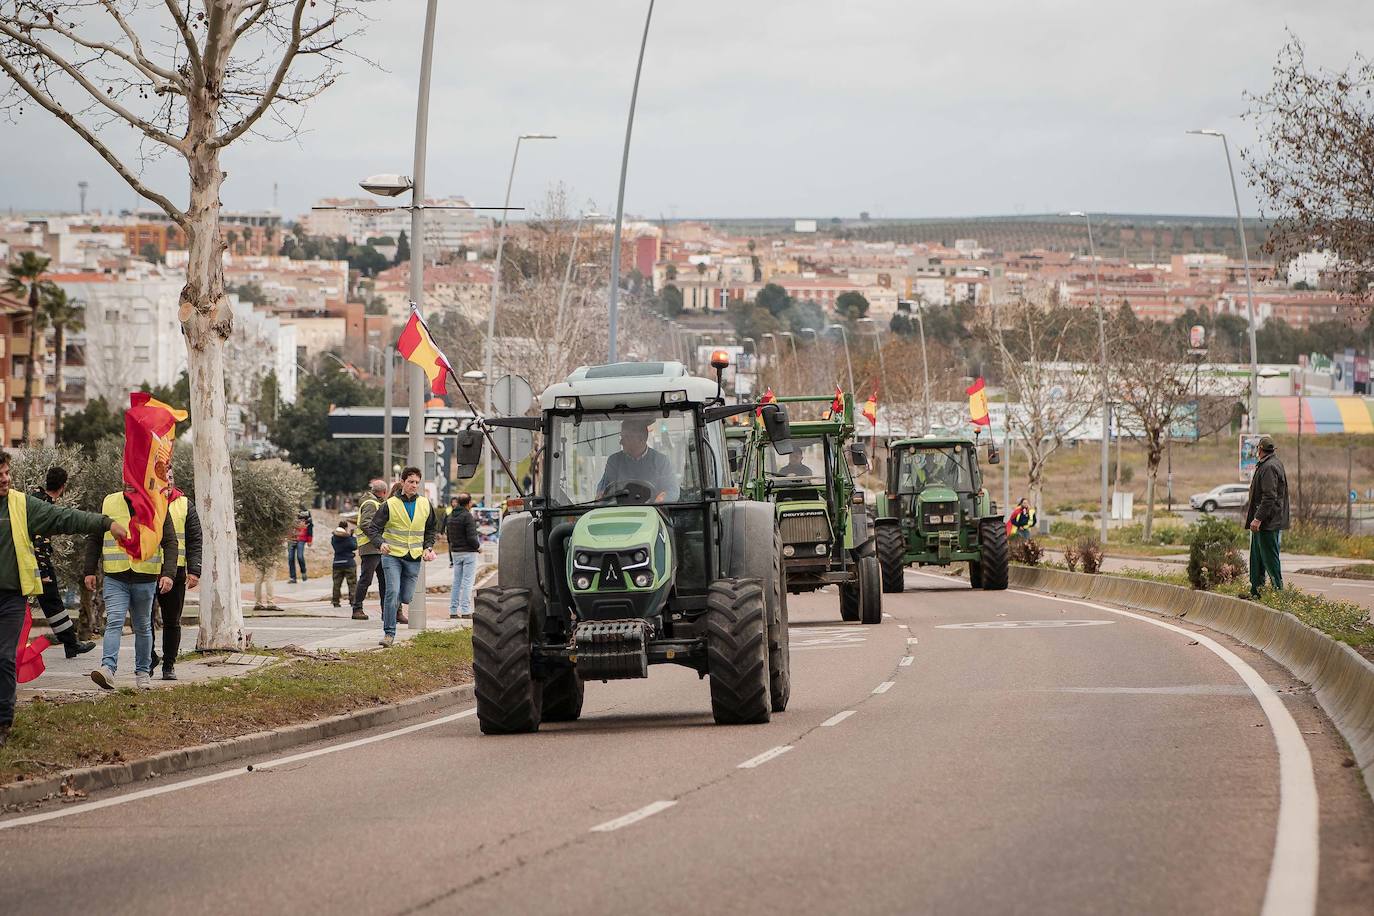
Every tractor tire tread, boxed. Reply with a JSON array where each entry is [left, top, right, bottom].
[[707, 578, 771, 725], [472, 587, 542, 734]]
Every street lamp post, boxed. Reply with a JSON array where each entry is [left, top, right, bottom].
[[828, 324, 856, 394], [1188, 129, 1261, 432], [483, 132, 556, 507], [1067, 211, 1111, 546], [607, 0, 656, 362]]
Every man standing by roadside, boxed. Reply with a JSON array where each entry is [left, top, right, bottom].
[[364, 467, 437, 647], [352, 479, 389, 621], [331, 519, 359, 609], [85, 487, 177, 690], [446, 492, 480, 619], [1243, 435, 1290, 598], [0, 452, 127, 747], [151, 470, 201, 680], [30, 467, 96, 658]]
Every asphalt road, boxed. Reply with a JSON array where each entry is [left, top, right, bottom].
[[4, 571, 1373, 915]]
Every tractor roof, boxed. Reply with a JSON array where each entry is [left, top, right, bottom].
[[890, 433, 979, 449], [540, 361, 722, 410]]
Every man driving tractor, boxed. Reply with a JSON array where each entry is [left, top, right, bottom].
[[597, 417, 680, 502]]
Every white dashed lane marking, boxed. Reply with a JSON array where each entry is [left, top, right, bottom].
[[589, 800, 678, 832], [820, 710, 856, 727], [899, 656, 915, 667], [872, 681, 895, 694], [738, 746, 794, 769]]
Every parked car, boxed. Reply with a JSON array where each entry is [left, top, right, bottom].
[[1189, 483, 1250, 513]]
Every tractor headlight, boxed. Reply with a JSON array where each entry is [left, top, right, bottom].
[[815, 544, 827, 555], [573, 575, 592, 590], [555, 396, 578, 409], [783, 545, 796, 557], [632, 549, 647, 564], [664, 389, 688, 404], [575, 552, 591, 567], [633, 573, 651, 588], [928, 514, 941, 525], [943, 514, 956, 524]]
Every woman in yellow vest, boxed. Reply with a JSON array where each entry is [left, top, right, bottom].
[[361, 467, 437, 647], [151, 470, 202, 681], [83, 487, 178, 691], [0, 452, 125, 749]]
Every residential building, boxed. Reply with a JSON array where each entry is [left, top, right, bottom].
[[0, 291, 51, 445]]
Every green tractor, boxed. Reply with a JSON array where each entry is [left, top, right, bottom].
[[874, 432, 1008, 592], [739, 394, 882, 625], [464, 358, 796, 734]]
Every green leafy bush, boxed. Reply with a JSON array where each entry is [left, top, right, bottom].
[[1050, 520, 1093, 540], [1186, 515, 1247, 590]]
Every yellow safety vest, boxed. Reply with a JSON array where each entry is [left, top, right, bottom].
[[7, 490, 41, 597], [101, 493, 162, 576], [356, 497, 380, 548], [168, 496, 189, 568], [383, 495, 431, 559]]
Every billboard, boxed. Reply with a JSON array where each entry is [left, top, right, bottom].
[[1239, 434, 1264, 481]]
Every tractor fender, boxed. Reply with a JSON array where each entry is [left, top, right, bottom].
[[497, 512, 547, 622], [849, 505, 876, 558], [719, 500, 778, 582]]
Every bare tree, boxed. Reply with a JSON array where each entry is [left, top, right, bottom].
[[1, 0, 366, 649], [1246, 35, 1374, 305], [982, 301, 1101, 513]]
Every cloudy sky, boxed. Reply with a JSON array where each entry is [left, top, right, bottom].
[[1, 0, 1370, 222]]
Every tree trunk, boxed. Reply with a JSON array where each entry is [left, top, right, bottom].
[[1143, 440, 1162, 540], [52, 324, 65, 442], [182, 143, 244, 651], [22, 283, 37, 442]]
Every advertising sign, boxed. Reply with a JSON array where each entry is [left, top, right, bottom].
[[1239, 434, 1264, 481]]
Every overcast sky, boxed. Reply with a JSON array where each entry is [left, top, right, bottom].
[[2, 0, 1370, 222]]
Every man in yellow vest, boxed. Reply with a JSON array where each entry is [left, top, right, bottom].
[[362, 466, 437, 647], [84, 487, 177, 691], [352, 478, 390, 621], [150, 470, 201, 681], [0, 451, 126, 748]]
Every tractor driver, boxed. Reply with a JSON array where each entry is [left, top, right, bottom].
[[779, 449, 814, 478], [597, 418, 680, 502]]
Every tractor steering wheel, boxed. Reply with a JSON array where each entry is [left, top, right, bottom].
[[615, 479, 656, 505]]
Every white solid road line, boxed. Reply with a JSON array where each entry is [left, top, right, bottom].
[[0, 708, 479, 831], [899, 656, 915, 667], [589, 800, 678, 833], [820, 710, 856, 727], [1003, 584, 1319, 916], [872, 681, 895, 694], [738, 745, 795, 769]]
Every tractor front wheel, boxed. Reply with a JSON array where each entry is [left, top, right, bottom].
[[707, 578, 772, 725], [768, 536, 791, 713], [473, 587, 543, 735], [877, 522, 906, 593], [839, 577, 860, 622], [858, 554, 883, 625], [978, 520, 1010, 591], [541, 667, 584, 722]]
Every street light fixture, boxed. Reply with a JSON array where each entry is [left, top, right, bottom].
[[1065, 210, 1111, 546], [1187, 128, 1261, 432], [358, 174, 413, 197]]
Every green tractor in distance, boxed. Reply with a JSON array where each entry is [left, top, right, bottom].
[[740, 393, 882, 625], [875, 432, 1008, 592], [463, 358, 796, 734]]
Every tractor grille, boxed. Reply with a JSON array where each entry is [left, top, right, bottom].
[[780, 511, 831, 545], [923, 501, 959, 531]]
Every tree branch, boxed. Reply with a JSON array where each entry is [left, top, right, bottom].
[[99, 0, 180, 82], [19, 14, 181, 94], [162, 0, 203, 80]]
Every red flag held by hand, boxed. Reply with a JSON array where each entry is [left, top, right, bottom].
[[16, 602, 52, 684]]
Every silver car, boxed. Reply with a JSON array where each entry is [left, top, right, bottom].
[[1189, 483, 1250, 513]]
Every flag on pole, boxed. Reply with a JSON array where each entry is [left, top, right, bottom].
[[755, 387, 776, 426], [120, 392, 187, 561], [397, 306, 454, 396], [829, 384, 844, 418], [966, 377, 991, 426], [862, 388, 879, 426]]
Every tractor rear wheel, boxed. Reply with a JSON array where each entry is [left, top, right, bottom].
[[858, 554, 882, 625], [541, 667, 584, 722], [768, 535, 791, 713], [707, 578, 771, 725], [839, 576, 860, 622], [968, 558, 984, 589], [979, 520, 1009, 591], [877, 522, 906, 593], [473, 587, 543, 734]]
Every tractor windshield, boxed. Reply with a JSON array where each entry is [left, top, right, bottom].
[[548, 409, 709, 507], [765, 436, 827, 484], [897, 445, 973, 493]]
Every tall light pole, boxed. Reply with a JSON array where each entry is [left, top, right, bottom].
[[607, 0, 656, 362], [1067, 211, 1111, 545], [1188, 129, 1261, 431], [828, 324, 856, 394], [483, 132, 556, 507]]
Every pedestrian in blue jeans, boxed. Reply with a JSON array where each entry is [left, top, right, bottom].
[[288, 509, 313, 583], [446, 492, 481, 618], [363, 467, 438, 647]]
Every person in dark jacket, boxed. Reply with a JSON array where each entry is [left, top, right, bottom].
[[352, 479, 389, 622], [151, 470, 202, 680], [30, 466, 96, 658], [446, 492, 481, 619], [1243, 435, 1289, 597], [331, 519, 358, 609]]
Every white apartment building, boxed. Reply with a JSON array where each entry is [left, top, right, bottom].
[[303, 197, 486, 251]]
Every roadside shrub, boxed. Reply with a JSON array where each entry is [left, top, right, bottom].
[[1050, 520, 1092, 540], [1108, 460, 1135, 485], [1186, 515, 1247, 590], [1281, 522, 1374, 561], [1076, 536, 1104, 573], [1063, 541, 1081, 571], [1010, 537, 1044, 566]]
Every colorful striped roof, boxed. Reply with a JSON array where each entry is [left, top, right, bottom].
[[1257, 397, 1374, 434]]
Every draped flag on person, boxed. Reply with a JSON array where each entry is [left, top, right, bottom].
[[119, 392, 187, 561], [397, 305, 454, 396], [862, 388, 879, 427], [966, 377, 991, 426]]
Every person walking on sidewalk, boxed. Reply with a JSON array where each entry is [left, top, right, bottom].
[[331, 519, 359, 609], [29, 466, 96, 658], [446, 492, 480, 619], [0, 452, 124, 748], [1243, 435, 1290, 598], [364, 467, 437, 647], [151, 471, 201, 680], [352, 479, 389, 621], [288, 508, 313, 583], [85, 488, 177, 691]]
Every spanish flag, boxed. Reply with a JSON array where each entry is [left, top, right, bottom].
[[828, 385, 844, 419], [755, 387, 776, 426], [397, 306, 454, 396], [862, 388, 879, 427], [966, 377, 991, 427], [120, 392, 187, 561]]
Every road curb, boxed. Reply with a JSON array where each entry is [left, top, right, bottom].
[[1009, 566, 1374, 799], [1, 683, 475, 810]]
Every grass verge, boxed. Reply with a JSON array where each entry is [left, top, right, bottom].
[[1, 629, 473, 788]]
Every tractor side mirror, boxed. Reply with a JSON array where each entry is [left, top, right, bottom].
[[453, 428, 484, 480], [760, 403, 793, 455], [848, 442, 868, 467], [986, 443, 1000, 465]]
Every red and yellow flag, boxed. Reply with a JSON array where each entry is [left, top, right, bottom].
[[830, 385, 844, 418], [755, 387, 776, 426], [966, 377, 991, 427], [120, 392, 187, 561], [862, 388, 879, 427], [397, 307, 454, 396]]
